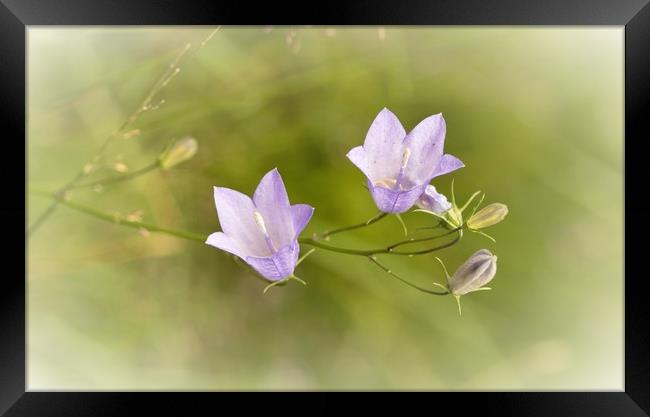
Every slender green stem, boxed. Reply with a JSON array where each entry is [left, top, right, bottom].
[[296, 248, 316, 267], [28, 46, 187, 236], [298, 238, 379, 256], [298, 229, 461, 257], [28, 199, 64, 236], [316, 212, 387, 240], [387, 227, 462, 250], [30, 190, 205, 243], [394, 229, 462, 255], [367, 256, 448, 296], [394, 213, 408, 236], [410, 222, 443, 235], [30, 190, 462, 297], [70, 161, 161, 190], [27, 30, 221, 237], [30, 189, 461, 259]]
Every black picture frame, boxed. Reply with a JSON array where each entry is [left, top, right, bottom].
[[4, 0, 649, 415]]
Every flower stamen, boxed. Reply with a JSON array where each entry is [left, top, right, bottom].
[[254, 210, 277, 253], [394, 147, 412, 190], [374, 178, 397, 189], [400, 147, 411, 170], [253, 210, 268, 235]]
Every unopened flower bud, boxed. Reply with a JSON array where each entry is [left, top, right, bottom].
[[159, 137, 198, 170], [467, 203, 508, 230], [449, 249, 497, 296]]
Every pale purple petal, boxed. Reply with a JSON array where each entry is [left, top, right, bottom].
[[368, 180, 427, 214], [252, 168, 294, 249], [346, 146, 370, 180], [361, 108, 406, 182], [205, 232, 246, 258], [290, 204, 314, 238], [213, 187, 269, 257], [416, 185, 451, 214], [246, 241, 300, 281], [431, 154, 464, 179], [401, 113, 446, 184]]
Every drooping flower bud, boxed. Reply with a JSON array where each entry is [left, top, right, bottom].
[[159, 137, 198, 170], [448, 249, 497, 296], [467, 203, 508, 230]]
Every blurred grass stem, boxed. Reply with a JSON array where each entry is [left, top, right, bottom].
[[28, 28, 221, 236], [70, 161, 161, 190], [30, 189, 205, 243]]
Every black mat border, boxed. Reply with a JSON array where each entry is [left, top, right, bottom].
[[3, 0, 648, 415]]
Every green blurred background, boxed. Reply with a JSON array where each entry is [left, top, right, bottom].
[[27, 27, 623, 390]]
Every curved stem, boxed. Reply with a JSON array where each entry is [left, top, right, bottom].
[[70, 161, 160, 190], [296, 248, 316, 267], [394, 213, 408, 236], [367, 256, 448, 296], [393, 229, 462, 255], [298, 237, 380, 256], [411, 223, 443, 234], [387, 227, 461, 250], [298, 229, 461, 257], [315, 212, 387, 240]]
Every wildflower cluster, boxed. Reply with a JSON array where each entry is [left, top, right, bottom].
[[206, 108, 508, 313], [28, 29, 507, 314]]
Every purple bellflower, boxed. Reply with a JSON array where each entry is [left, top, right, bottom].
[[346, 108, 464, 213], [206, 168, 314, 282]]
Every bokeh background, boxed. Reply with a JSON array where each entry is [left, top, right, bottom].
[[27, 27, 623, 390]]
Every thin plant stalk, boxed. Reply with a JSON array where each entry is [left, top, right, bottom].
[[31, 189, 462, 258], [28, 28, 221, 236], [367, 256, 448, 296], [70, 161, 161, 190], [315, 212, 387, 240]]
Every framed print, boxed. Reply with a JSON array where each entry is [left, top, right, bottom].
[[2, 0, 649, 415]]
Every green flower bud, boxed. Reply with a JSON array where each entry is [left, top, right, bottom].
[[159, 137, 198, 170], [467, 203, 508, 230], [449, 249, 497, 296], [443, 206, 464, 229]]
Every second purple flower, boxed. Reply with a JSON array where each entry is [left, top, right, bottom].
[[346, 108, 464, 213]]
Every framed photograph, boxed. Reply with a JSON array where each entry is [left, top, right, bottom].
[[3, 0, 649, 415]]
